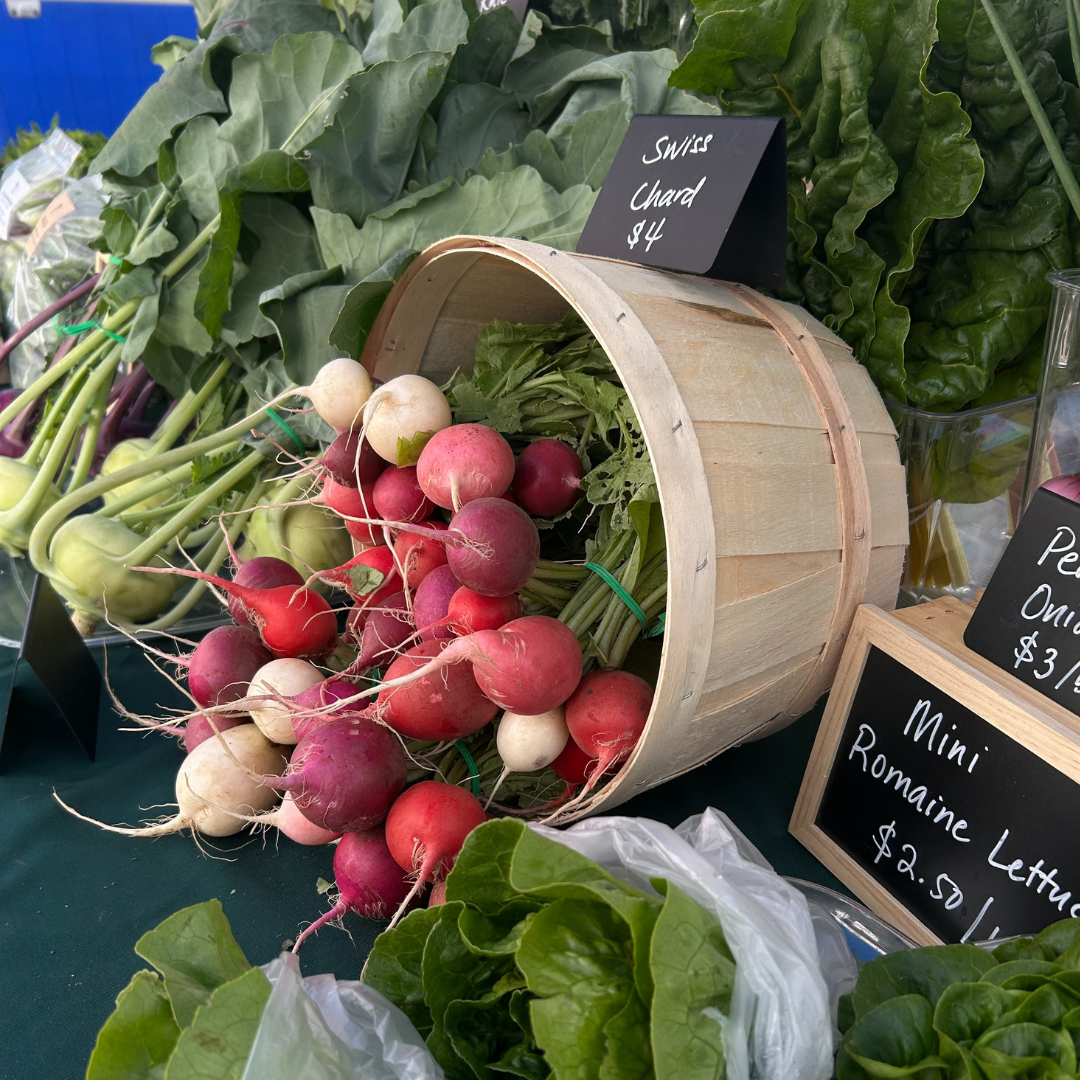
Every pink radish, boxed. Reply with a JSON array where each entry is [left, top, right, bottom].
[[321, 430, 387, 487], [263, 715, 407, 834], [353, 592, 414, 670], [443, 498, 539, 597], [135, 566, 339, 660], [385, 781, 487, 926], [227, 790, 342, 845], [188, 626, 273, 708], [513, 439, 584, 517], [292, 826, 412, 950], [228, 557, 304, 626], [444, 587, 522, 634], [565, 670, 653, 792], [373, 465, 435, 524], [379, 640, 498, 740], [550, 736, 596, 785], [316, 545, 398, 605], [429, 881, 447, 907], [413, 565, 460, 640], [290, 677, 361, 741], [376, 616, 582, 718], [393, 523, 448, 589], [416, 424, 515, 511], [183, 714, 251, 754], [322, 478, 380, 544]]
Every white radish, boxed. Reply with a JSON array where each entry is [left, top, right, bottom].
[[247, 658, 324, 745], [486, 707, 570, 808], [362, 374, 452, 465], [307, 358, 374, 432], [54, 725, 288, 839]]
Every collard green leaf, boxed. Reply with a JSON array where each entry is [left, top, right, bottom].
[[194, 189, 243, 340], [429, 84, 534, 183], [123, 281, 164, 366], [328, 248, 418, 357], [259, 270, 350, 385], [204, 0, 343, 52], [175, 116, 241, 228], [134, 899, 251, 1029], [153, 35, 198, 72], [85, 970, 181, 1080], [383, 0, 470, 61], [450, 6, 521, 87], [162, 966, 271, 1080], [649, 881, 735, 1080]]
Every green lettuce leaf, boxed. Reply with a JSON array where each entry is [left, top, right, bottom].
[[86, 970, 182, 1080]]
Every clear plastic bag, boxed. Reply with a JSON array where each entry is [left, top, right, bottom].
[[531, 808, 849, 1080], [241, 951, 445, 1080]]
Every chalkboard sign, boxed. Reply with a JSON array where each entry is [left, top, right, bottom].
[[576, 115, 787, 288], [793, 601, 1080, 945], [476, 0, 528, 19], [964, 486, 1080, 717]]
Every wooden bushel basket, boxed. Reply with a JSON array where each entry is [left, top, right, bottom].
[[362, 236, 909, 820]]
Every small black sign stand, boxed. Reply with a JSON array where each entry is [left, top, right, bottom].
[[0, 575, 100, 770]]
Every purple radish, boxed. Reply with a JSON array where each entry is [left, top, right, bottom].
[[263, 715, 407, 834], [356, 592, 415, 669], [228, 557, 305, 626], [290, 677, 362, 741], [183, 714, 251, 754], [372, 465, 435, 524], [413, 565, 461, 640], [292, 826, 412, 950], [188, 626, 273, 708], [444, 498, 539, 597], [321, 430, 387, 487], [512, 439, 585, 517]]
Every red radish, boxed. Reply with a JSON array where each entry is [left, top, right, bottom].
[[429, 881, 447, 906], [188, 626, 273, 709], [376, 616, 582, 718], [373, 465, 435, 524], [134, 567, 339, 660], [384, 781, 487, 926], [322, 478, 380, 544], [550, 736, 596, 785], [316, 545, 398, 605], [292, 826, 412, 950], [228, 557, 304, 626], [291, 677, 361, 741], [416, 424, 515, 511], [321, 430, 387, 487], [565, 670, 653, 792], [263, 715, 407, 834], [379, 640, 498, 740], [499, 489, 518, 504], [445, 587, 522, 634], [513, 439, 585, 517], [182, 714, 251, 754], [444, 498, 539, 596], [353, 592, 415, 670], [413, 565, 460, 639], [393, 523, 448, 589]]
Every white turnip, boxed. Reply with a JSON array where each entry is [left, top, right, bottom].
[[308, 358, 373, 432], [247, 658, 325, 744], [487, 707, 569, 807], [362, 375, 452, 465]]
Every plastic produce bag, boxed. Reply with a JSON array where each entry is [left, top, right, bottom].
[[241, 951, 445, 1080], [532, 808, 849, 1080]]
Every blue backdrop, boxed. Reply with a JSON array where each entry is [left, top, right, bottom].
[[0, 2, 199, 147]]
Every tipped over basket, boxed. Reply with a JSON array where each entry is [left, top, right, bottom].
[[362, 236, 908, 821]]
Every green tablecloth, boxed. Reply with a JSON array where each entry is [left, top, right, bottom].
[[0, 641, 841, 1079]]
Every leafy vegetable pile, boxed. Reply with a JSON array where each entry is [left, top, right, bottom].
[[86, 900, 270, 1080], [670, 0, 1079, 412], [0, 117, 105, 176], [837, 917, 1080, 1079], [364, 817, 736, 1080]]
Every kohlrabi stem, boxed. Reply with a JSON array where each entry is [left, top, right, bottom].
[[97, 460, 195, 520], [151, 357, 233, 453], [980, 0, 1080, 221], [268, 470, 312, 550], [65, 379, 110, 492]]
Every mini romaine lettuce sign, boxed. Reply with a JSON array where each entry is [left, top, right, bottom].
[[576, 114, 786, 286]]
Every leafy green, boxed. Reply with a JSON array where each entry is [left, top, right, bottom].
[[86, 970, 182, 1080]]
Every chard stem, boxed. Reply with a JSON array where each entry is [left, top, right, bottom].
[[152, 357, 233, 452]]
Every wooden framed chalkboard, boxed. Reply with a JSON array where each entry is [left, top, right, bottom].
[[792, 599, 1080, 945]]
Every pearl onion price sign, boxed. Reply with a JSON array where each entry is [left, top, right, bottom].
[[576, 115, 787, 287]]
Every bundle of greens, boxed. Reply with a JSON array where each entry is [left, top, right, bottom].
[[364, 818, 735, 1080], [670, 0, 1079, 413], [836, 917, 1080, 1079], [0, 117, 106, 176]]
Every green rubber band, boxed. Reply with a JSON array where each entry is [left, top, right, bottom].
[[265, 407, 305, 453], [109, 255, 123, 266], [647, 612, 666, 638], [455, 740, 481, 798], [584, 562, 648, 632], [52, 315, 126, 344]]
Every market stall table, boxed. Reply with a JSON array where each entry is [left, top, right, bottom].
[[0, 639, 842, 1079]]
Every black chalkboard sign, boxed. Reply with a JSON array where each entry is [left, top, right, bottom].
[[817, 644, 1080, 943], [476, 0, 528, 19], [576, 115, 787, 287], [964, 486, 1080, 717]]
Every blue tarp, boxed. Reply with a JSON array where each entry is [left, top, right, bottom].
[[0, 2, 198, 147]]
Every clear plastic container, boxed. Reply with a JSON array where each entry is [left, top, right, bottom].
[[889, 397, 1035, 605]]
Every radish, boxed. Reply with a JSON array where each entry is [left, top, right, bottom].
[[292, 827, 412, 950], [513, 439, 585, 517], [248, 658, 325, 744], [443, 498, 539, 597], [565, 670, 653, 792], [384, 781, 487, 926], [263, 715, 407, 834], [376, 616, 582, 717], [550, 736, 596, 785], [379, 640, 498, 740], [260, 791, 342, 845], [416, 424, 515, 511], [372, 465, 435, 524], [429, 881, 447, 907], [353, 592, 414, 670], [444, 587, 522, 634], [134, 567, 340, 660], [362, 374, 452, 465], [183, 714, 251, 754], [290, 676, 362, 741], [188, 626, 273, 709], [393, 524, 447, 589], [322, 478, 380, 544], [487, 707, 569, 807], [321, 429, 386, 487], [316, 545, 398, 605], [228, 557, 304, 627], [413, 564, 460, 639], [55, 724, 288, 838], [308, 357, 373, 432]]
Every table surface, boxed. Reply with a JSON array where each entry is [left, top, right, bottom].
[[0, 639, 843, 1080]]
